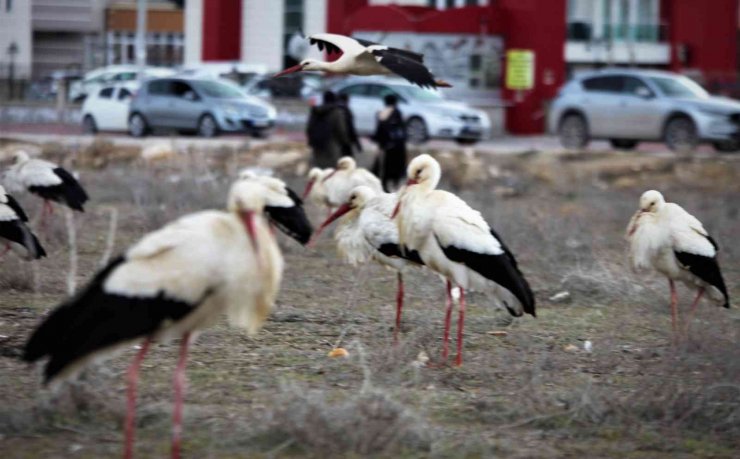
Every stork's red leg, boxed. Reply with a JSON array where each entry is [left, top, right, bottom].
[[685, 288, 704, 337], [171, 333, 191, 459], [394, 271, 404, 344], [669, 280, 679, 344], [441, 280, 453, 362], [455, 287, 466, 367], [124, 339, 151, 459]]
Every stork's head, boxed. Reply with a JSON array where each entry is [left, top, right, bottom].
[[228, 181, 268, 251], [274, 59, 323, 78], [336, 156, 356, 171], [639, 190, 665, 213], [303, 167, 327, 198], [13, 150, 30, 164], [405, 154, 441, 189], [309, 186, 375, 247]]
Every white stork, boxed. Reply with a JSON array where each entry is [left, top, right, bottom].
[[626, 190, 730, 339], [23, 180, 309, 459], [310, 186, 424, 342], [322, 156, 383, 209], [303, 167, 335, 218], [274, 33, 452, 89], [393, 154, 536, 366], [238, 170, 313, 245], [0, 184, 46, 259], [4, 150, 89, 215]]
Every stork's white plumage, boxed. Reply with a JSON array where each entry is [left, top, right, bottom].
[[4, 150, 89, 213], [322, 157, 383, 209], [0, 184, 46, 259], [302, 167, 334, 211], [626, 190, 729, 338], [311, 186, 424, 342], [394, 154, 535, 366], [23, 180, 308, 459], [274, 33, 452, 89]]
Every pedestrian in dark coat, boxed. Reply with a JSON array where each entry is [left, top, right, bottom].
[[337, 93, 362, 157], [306, 91, 352, 168], [372, 94, 407, 191]]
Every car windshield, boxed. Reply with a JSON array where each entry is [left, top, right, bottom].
[[648, 76, 708, 99], [393, 85, 444, 102], [193, 80, 245, 98]]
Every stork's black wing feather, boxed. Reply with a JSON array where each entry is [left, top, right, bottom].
[[4, 194, 29, 222], [377, 243, 424, 265], [0, 219, 46, 259], [354, 38, 424, 63], [437, 229, 536, 317], [309, 38, 342, 55], [369, 50, 438, 88], [29, 167, 89, 212], [23, 256, 205, 383], [675, 250, 729, 308]]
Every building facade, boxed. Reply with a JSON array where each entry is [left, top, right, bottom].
[[0, 0, 32, 80]]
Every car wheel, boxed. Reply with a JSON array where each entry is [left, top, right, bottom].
[[128, 113, 149, 138], [712, 140, 740, 153], [251, 128, 270, 139], [406, 117, 428, 145], [664, 116, 698, 153], [609, 139, 638, 150], [455, 138, 479, 145], [82, 115, 98, 134], [198, 114, 219, 138], [558, 113, 589, 150]]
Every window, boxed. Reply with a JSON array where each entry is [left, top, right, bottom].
[[623, 77, 652, 97], [6, 0, 12, 12], [171, 81, 195, 98], [283, 0, 304, 68], [118, 88, 133, 100], [582, 75, 623, 93], [193, 80, 244, 99], [339, 85, 368, 96], [366, 84, 398, 100], [113, 72, 137, 82], [148, 80, 170, 95], [99, 87, 114, 99], [648, 76, 708, 99]]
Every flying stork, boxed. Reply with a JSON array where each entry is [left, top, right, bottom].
[[310, 186, 424, 342], [0, 184, 46, 259], [23, 180, 310, 459], [393, 154, 536, 366], [626, 190, 730, 339], [274, 33, 452, 89], [4, 150, 89, 215]]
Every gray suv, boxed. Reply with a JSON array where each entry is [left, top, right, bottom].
[[128, 77, 277, 138], [548, 69, 740, 152]]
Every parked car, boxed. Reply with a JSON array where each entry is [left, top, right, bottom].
[[548, 69, 740, 152], [244, 73, 323, 99], [70, 65, 175, 102], [81, 83, 137, 133], [27, 69, 83, 101], [128, 77, 277, 138], [322, 77, 491, 145]]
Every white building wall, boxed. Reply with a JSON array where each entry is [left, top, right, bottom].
[[0, 0, 32, 79], [242, 0, 284, 70], [184, 0, 203, 65]]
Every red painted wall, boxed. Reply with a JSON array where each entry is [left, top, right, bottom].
[[664, 0, 737, 83], [202, 0, 242, 61]]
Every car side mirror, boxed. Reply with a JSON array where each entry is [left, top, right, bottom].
[[635, 87, 653, 99], [183, 91, 198, 101]]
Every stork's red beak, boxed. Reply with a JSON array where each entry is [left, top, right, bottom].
[[321, 169, 338, 183], [405, 178, 418, 186], [307, 203, 351, 248], [302, 179, 315, 199], [391, 201, 401, 219], [240, 210, 259, 252], [274, 64, 303, 78]]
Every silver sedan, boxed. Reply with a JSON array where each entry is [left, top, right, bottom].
[[547, 69, 740, 152]]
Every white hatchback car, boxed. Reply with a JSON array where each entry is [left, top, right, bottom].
[[81, 84, 137, 133], [324, 77, 491, 144]]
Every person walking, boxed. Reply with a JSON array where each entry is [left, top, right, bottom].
[[372, 94, 407, 191], [337, 93, 362, 157], [306, 91, 352, 168]]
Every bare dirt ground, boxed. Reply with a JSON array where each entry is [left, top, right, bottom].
[[0, 139, 739, 458]]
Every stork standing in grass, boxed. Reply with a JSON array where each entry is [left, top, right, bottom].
[[4, 150, 89, 216], [311, 186, 424, 342], [0, 184, 46, 259], [23, 180, 310, 459], [626, 190, 730, 339], [274, 33, 452, 89], [393, 154, 536, 366]]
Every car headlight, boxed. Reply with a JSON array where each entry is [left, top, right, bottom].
[[223, 106, 240, 119], [698, 108, 730, 118]]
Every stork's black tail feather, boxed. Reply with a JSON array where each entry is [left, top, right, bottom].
[[54, 167, 89, 211]]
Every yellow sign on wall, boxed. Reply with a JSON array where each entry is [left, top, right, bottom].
[[506, 50, 535, 90]]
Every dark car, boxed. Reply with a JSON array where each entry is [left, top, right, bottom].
[[128, 77, 277, 138]]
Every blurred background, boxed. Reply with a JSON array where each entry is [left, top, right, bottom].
[[0, 0, 738, 151]]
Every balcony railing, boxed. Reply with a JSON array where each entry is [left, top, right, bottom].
[[567, 21, 668, 43]]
